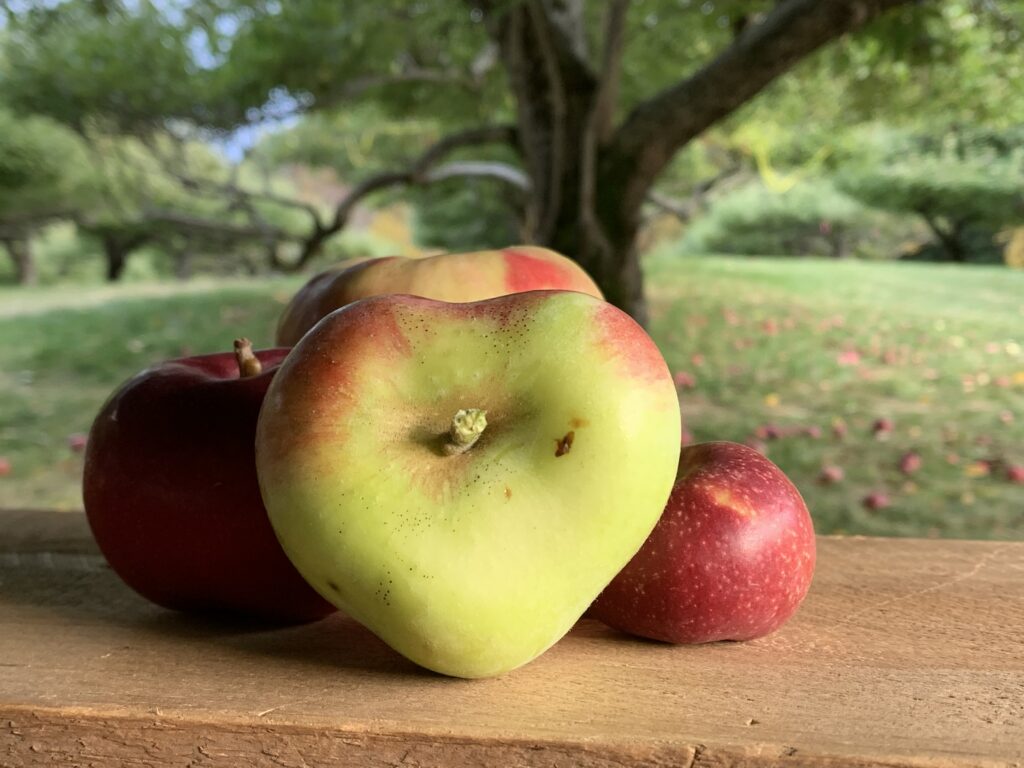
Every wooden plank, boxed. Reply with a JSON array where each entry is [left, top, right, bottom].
[[0, 509, 1022, 767]]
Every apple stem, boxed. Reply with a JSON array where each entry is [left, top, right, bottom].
[[444, 409, 488, 455], [234, 338, 263, 378]]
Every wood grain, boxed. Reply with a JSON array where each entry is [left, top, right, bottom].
[[1, 509, 1022, 767]]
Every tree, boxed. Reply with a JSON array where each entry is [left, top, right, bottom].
[[0, 109, 90, 284], [6, 0, 988, 318], [836, 126, 1024, 262], [678, 179, 876, 259]]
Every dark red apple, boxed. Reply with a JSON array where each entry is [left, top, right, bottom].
[[83, 340, 335, 623], [590, 441, 816, 644], [872, 417, 894, 438]]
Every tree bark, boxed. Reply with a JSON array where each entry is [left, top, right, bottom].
[[3, 238, 37, 285], [105, 243, 127, 282]]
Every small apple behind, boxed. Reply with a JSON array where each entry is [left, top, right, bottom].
[[591, 441, 816, 644], [83, 340, 335, 623], [276, 246, 603, 345], [257, 291, 681, 677]]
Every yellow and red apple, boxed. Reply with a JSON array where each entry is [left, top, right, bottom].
[[276, 246, 602, 345], [256, 291, 681, 677]]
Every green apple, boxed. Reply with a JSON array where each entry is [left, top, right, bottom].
[[256, 291, 681, 677]]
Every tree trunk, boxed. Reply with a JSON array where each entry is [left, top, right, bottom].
[[548, 184, 647, 325], [174, 247, 193, 280], [489, 2, 649, 321], [477, 0, 914, 323], [102, 235, 129, 282], [921, 213, 968, 263], [3, 238, 37, 285]]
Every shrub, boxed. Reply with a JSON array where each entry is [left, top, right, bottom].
[[678, 180, 890, 258]]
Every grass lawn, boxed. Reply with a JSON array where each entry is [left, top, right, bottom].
[[1, 256, 1022, 539]]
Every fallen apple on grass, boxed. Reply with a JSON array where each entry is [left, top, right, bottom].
[[256, 291, 682, 677], [590, 441, 816, 644], [276, 246, 603, 345], [84, 339, 335, 623]]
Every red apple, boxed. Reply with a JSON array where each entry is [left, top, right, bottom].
[[0, 457, 10, 477], [818, 465, 844, 484], [83, 340, 334, 623], [898, 451, 922, 475], [861, 491, 891, 511], [590, 441, 816, 644], [673, 371, 696, 389], [872, 418, 894, 438]]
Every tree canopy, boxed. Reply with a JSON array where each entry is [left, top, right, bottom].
[[2, 1, 1022, 303]]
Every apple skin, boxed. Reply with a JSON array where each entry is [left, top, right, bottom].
[[276, 246, 603, 345], [83, 347, 335, 623], [256, 291, 681, 677], [590, 441, 816, 644]]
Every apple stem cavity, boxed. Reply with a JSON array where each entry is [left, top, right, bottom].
[[234, 338, 263, 378], [444, 409, 488, 455]]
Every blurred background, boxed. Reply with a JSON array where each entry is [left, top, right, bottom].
[[1, 1, 1022, 539]]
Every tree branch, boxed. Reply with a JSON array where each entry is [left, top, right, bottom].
[[646, 163, 746, 221], [319, 67, 479, 104], [410, 125, 518, 174], [607, 0, 916, 215], [128, 210, 304, 245], [593, 0, 630, 144], [539, 0, 590, 66], [141, 134, 326, 230], [423, 161, 531, 190], [526, 0, 570, 242], [281, 124, 522, 270]]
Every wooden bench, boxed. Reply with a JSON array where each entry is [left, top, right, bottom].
[[1, 508, 1022, 767]]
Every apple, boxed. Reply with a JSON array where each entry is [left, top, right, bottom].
[[256, 291, 681, 677], [590, 441, 816, 644], [276, 246, 603, 345], [818, 465, 844, 484], [83, 339, 335, 623], [898, 451, 922, 475], [862, 491, 891, 511]]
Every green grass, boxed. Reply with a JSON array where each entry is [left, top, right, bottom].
[[0, 277, 302, 510], [1, 257, 1022, 539], [646, 254, 1024, 540]]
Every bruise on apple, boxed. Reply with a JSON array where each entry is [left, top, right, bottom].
[[555, 431, 575, 457]]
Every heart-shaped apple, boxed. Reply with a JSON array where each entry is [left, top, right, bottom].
[[256, 291, 681, 677], [275, 246, 603, 345]]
